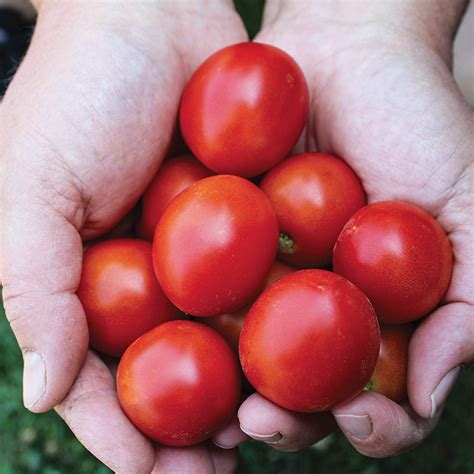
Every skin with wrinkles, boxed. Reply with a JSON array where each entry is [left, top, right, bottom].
[[0, 1, 247, 471], [234, 0, 474, 457]]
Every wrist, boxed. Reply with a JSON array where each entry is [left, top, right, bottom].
[[265, 0, 467, 63]]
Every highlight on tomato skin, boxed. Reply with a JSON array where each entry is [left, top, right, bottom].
[[152, 175, 279, 317], [117, 320, 241, 447], [260, 152, 366, 268], [239, 269, 380, 413], [77, 239, 180, 357], [137, 154, 214, 241], [333, 200, 453, 324], [367, 324, 415, 403], [179, 42, 309, 178], [200, 261, 296, 351]]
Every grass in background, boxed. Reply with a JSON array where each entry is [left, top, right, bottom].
[[1, 0, 473, 472], [1, 302, 473, 473]]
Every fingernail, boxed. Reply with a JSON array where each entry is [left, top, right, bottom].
[[23, 351, 46, 410], [430, 366, 460, 418], [334, 414, 372, 440], [212, 440, 237, 450], [240, 427, 282, 444]]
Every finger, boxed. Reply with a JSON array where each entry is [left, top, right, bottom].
[[212, 416, 250, 450], [408, 302, 473, 419], [152, 445, 214, 474], [56, 351, 155, 473], [238, 393, 337, 452], [333, 390, 441, 458], [1, 197, 88, 412], [208, 444, 240, 474]]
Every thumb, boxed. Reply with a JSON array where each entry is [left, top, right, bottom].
[[408, 302, 473, 419], [1, 174, 88, 412], [333, 391, 441, 458]]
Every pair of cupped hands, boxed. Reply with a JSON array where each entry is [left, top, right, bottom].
[[0, 1, 473, 472]]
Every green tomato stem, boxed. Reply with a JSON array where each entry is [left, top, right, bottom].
[[279, 232, 297, 255]]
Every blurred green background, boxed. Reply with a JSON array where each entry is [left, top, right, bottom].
[[1, 0, 473, 473], [1, 302, 473, 474]]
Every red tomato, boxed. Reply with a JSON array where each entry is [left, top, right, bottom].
[[240, 270, 380, 412], [179, 42, 309, 177], [77, 239, 179, 357], [138, 155, 214, 241], [260, 153, 366, 267], [201, 261, 296, 351], [117, 320, 241, 446], [153, 175, 279, 316], [368, 324, 414, 402], [333, 201, 453, 324]]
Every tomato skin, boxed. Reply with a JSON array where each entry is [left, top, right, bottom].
[[77, 239, 179, 357], [179, 42, 309, 177], [260, 153, 366, 268], [239, 270, 380, 413], [138, 155, 214, 241], [201, 261, 295, 351], [368, 324, 414, 402], [153, 175, 279, 316], [117, 320, 241, 446], [333, 201, 453, 324]]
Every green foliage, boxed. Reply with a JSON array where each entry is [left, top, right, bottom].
[[1, 295, 473, 473], [233, 0, 264, 39]]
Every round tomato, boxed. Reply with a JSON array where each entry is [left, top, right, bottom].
[[240, 270, 380, 412], [77, 239, 179, 357], [368, 324, 414, 402], [153, 175, 279, 316], [137, 155, 214, 241], [201, 261, 295, 351], [117, 320, 241, 446], [333, 201, 453, 324], [260, 153, 366, 267], [179, 42, 309, 177]]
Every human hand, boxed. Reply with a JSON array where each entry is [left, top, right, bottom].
[[0, 0, 246, 471], [216, 0, 473, 456]]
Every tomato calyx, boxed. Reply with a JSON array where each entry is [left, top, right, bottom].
[[279, 232, 297, 255], [364, 379, 374, 391]]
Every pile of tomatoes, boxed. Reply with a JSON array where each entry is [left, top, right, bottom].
[[77, 43, 453, 447]]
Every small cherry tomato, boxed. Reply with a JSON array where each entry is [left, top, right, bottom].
[[260, 152, 366, 267], [117, 320, 241, 446], [240, 270, 380, 412], [201, 261, 295, 351], [179, 42, 309, 177], [368, 324, 414, 402], [77, 239, 179, 357], [333, 201, 453, 324], [153, 175, 279, 316], [137, 155, 214, 241]]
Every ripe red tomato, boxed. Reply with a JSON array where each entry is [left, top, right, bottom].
[[153, 175, 279, 316], [201, 261, 295, 351], [368, 324, 414, 402], [77, 239, 179, 357], [260, 153, 366, 267], [333, 201, 453, 324], [117, 320, 241, 446], [137, 155, 214, 241], [179, 42, 309, 177], [240, 270, 380, 412]]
